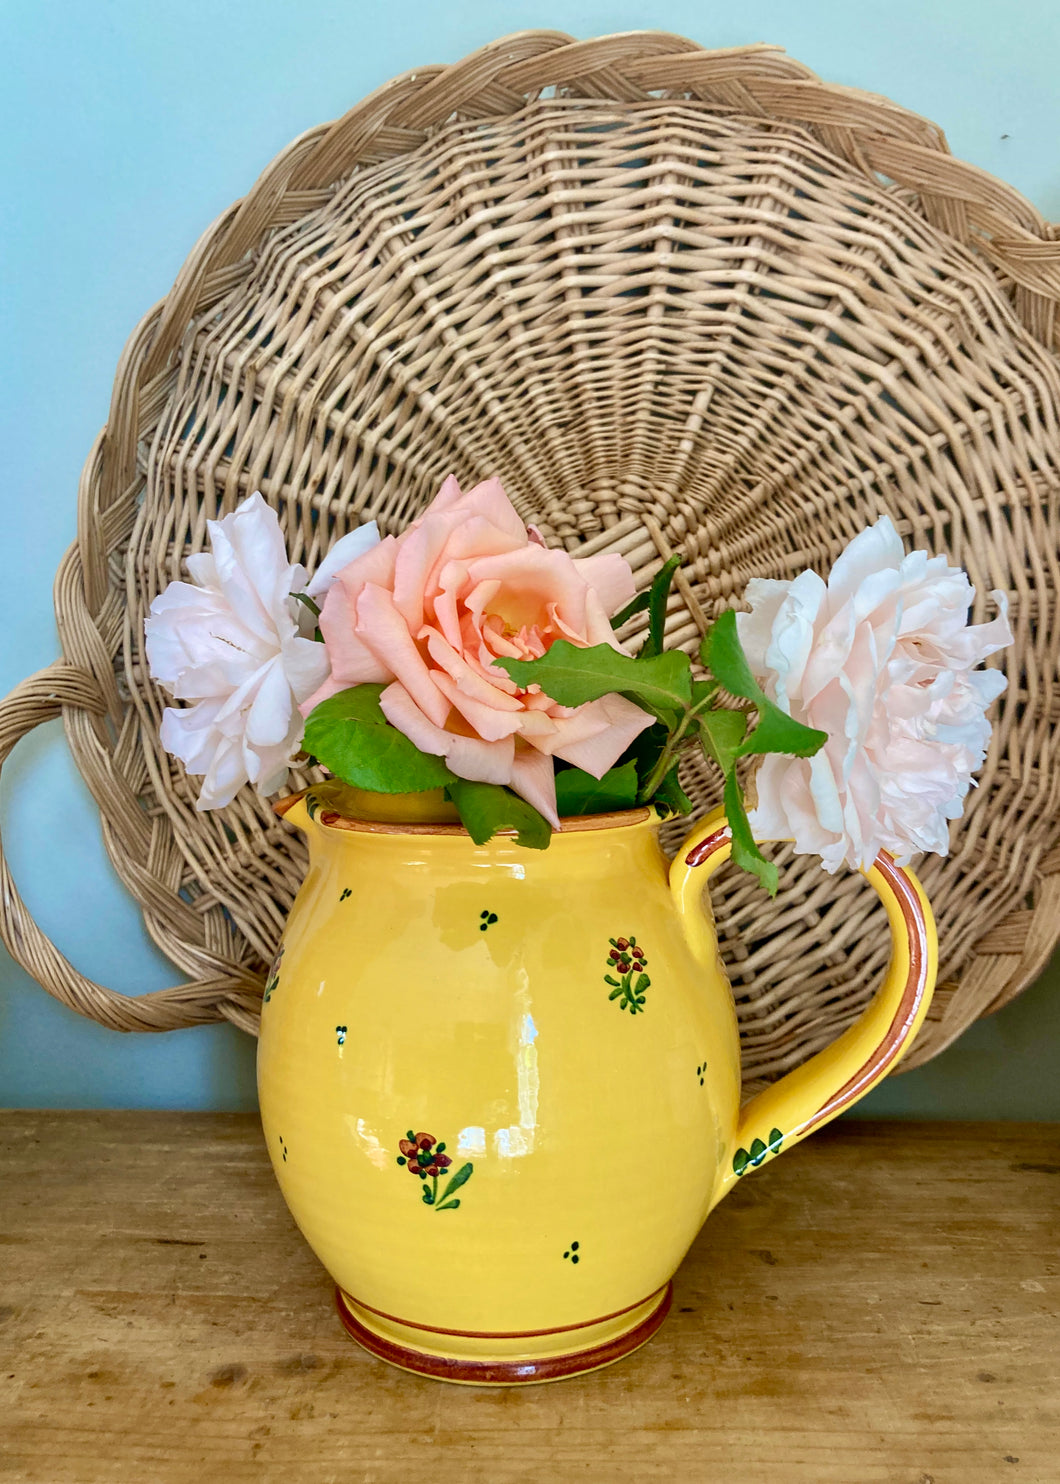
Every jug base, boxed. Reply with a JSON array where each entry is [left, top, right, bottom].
[[334, 1281, 673, 1385]]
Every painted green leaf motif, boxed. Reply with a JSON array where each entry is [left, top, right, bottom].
[[554, 759, 639, 816], [421, 1185, 434, 1205], [303, 684, 457, 793], [436, 1200, 461, 1211], [604, 937, 650, 1014], [493, 640, 692, 725], [447, 779, 551, 850], [437, 1162, 474, 1206], [263, 945, 283, 1003], [733, 1135, 782, 1176]]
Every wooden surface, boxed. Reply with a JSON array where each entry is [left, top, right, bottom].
[[1, 1115, 1057, 1483]]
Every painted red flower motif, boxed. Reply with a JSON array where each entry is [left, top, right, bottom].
[[397, 1131, 453, 1179], [605, 934, 650, 1013]]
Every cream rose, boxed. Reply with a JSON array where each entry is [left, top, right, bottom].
[[302, 476, 654, 825], [737, 517, 1013, 871], [146, 491, 379, 809]]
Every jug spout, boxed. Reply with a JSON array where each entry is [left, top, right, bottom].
[[274, 790, 312, 833]]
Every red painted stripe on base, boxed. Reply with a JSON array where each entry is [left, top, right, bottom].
[[335, 1283, 673, 1385], [343, 1285, 667, 1340]]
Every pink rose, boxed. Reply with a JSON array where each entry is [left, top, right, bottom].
[[737, 517, 1013, 872], [302, 476, 654, 825]]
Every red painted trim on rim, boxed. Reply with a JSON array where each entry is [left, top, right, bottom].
[[342, 1285, 667, 1339], [335, 1283, 673, 1384], [683, 825, 731, 871], [684, 827, 931, 1135]]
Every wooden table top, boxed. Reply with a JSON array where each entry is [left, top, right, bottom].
[[2, 1113, 1057, 1483]]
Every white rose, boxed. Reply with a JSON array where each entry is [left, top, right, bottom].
[[145, 492, 378, 809], [737, 517, 1013, 871]]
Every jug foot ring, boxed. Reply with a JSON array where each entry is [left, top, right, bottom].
[[334, 1281, 673, 1386]]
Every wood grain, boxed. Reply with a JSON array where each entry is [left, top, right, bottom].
[[1, 1114, 1057, 1483]]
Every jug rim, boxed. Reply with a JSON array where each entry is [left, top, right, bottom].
[[274, 788, 655, 837]]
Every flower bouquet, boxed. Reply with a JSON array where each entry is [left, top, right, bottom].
[[146, 476, 1012, 887]]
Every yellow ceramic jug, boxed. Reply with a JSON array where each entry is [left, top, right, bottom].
[[259, 790, 936, 1384]]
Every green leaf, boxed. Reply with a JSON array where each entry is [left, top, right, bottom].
[[421, 1185, 434, 1204], [554, 760, 639, 817], [723, 770, 779, 898], [494, 640, 692, 724], [733, 1148, 750, 1177], [437, 1163, 474, 1206], [292, 591, 321, 619], [652, 763, 694, 817], [690, 678, 719, 709], [697, 708, 748, 777], [624, 721, 670, 796], [749, 1137, 768, 1166], [447, 780, 552, 850], [642, 554, 684, 659], [610, 589, 651, 631], [768, 1128, 784, 1155], [701, 610, 826, 760], [303, 685, 458, 794], [436, 1200, 462, 1211], [737, 707, 828, 761]]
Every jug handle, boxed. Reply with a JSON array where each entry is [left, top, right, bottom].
[[670, 806, 937, 1210]]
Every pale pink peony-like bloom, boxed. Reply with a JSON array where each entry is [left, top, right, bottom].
[[737, 517, 1013, 872], [302, 475, 654, 826], [146, 492, 379, 809]]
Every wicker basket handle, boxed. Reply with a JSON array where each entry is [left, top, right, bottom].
[[0, 663, 263, 1034], [670, 806, 937, 1203]]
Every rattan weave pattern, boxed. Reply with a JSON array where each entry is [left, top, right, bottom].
[[3, 31, 1060, 1075]]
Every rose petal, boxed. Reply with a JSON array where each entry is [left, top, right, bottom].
[[305, 521, 382, 598], [825, 516, 904, 609], [741, 515, 1011, 870], [543, 694, 654, 777], [378, 683, 515, 785], [509, 745, 560, 827], [571, 552, 638, 618], [350, 583, 450, 729]]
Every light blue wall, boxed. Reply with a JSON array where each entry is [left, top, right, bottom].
[[3, 0, 1058, 1114]]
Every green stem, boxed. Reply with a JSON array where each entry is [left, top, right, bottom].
[[638, 688, 721, 802], [431, 1174, 438, 1208]]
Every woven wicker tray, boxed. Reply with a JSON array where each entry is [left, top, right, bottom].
[[3, 31, 1059, 1080]]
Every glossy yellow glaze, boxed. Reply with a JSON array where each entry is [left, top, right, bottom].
[[258, 796, 936, 1381]]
